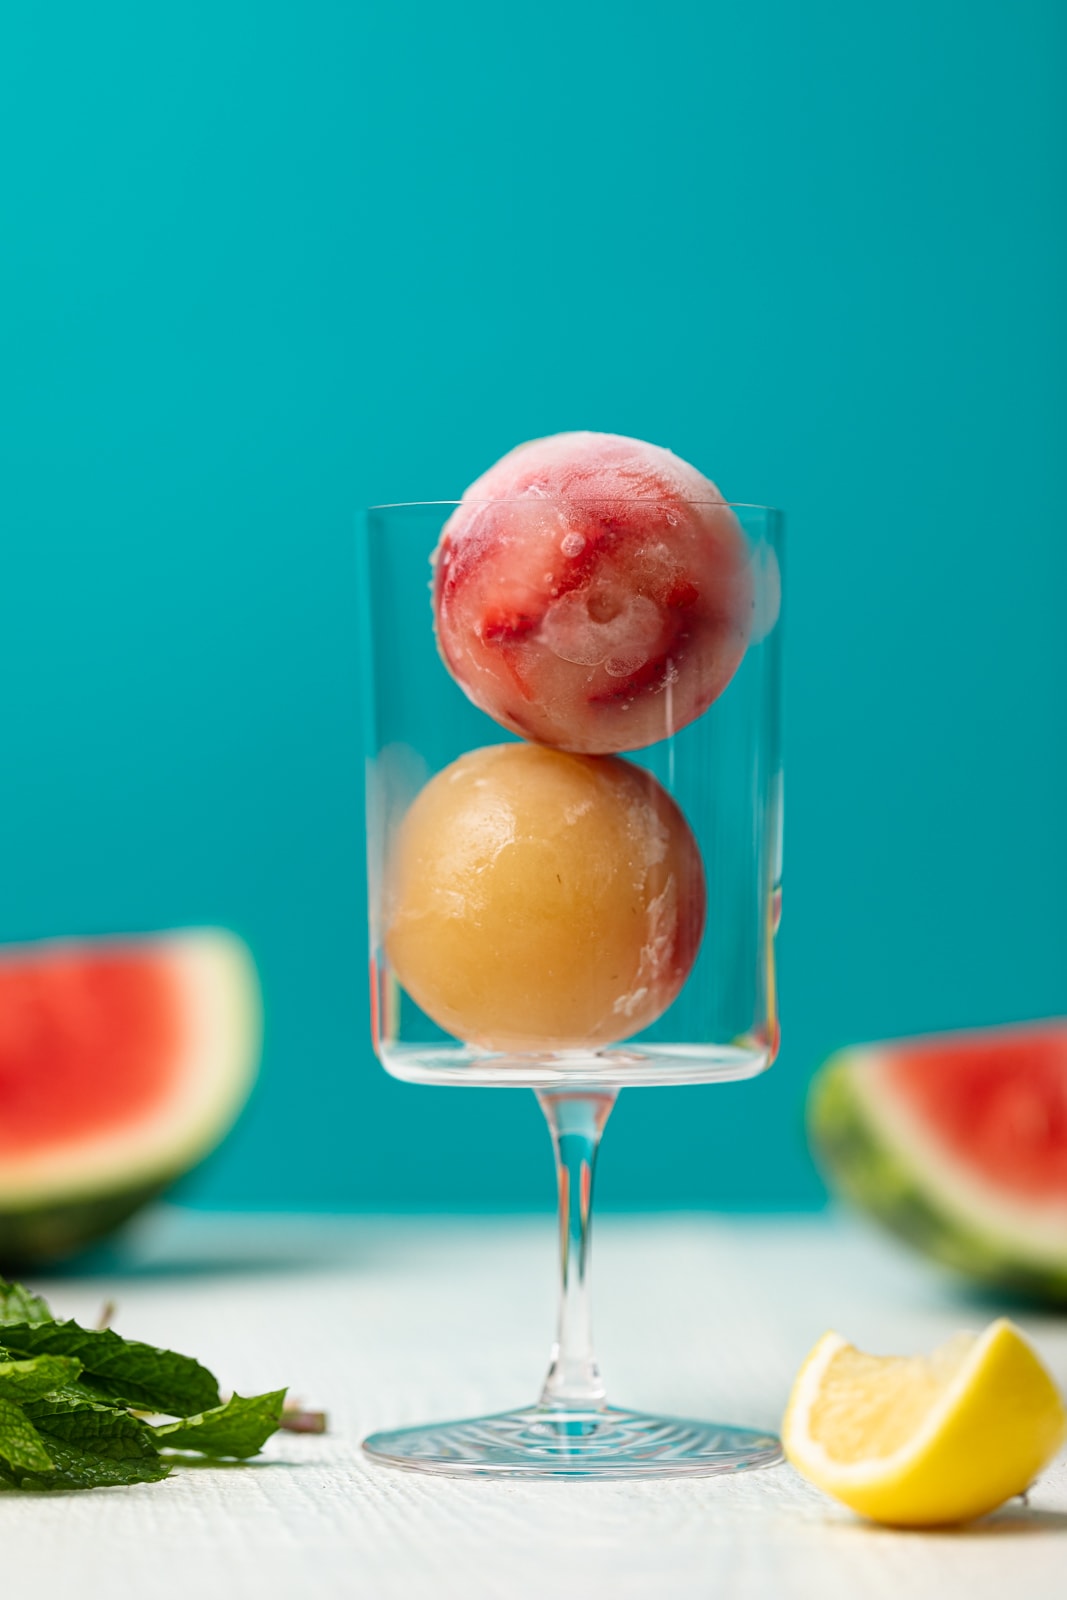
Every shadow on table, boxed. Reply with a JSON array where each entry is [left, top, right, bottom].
[[940, 1280, 1067, 1322], [0, 1457, 325, 1500], [165, 1455, 316, 1472], [38, 1206, 394, 1282], [34, 1204, 544, 1283], [821, 1506, 1067, 1541], [961, 1508, 1067, 1537]]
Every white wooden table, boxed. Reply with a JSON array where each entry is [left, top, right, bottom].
[[4, 1208, 1065, 1599]]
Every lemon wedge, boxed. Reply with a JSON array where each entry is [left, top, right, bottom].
[[783, 1319, 1066, 1526]]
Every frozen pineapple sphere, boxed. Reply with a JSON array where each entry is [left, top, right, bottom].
[[385, 743, 705, 1053]]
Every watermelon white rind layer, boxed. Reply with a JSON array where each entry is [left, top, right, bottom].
[[0, 930, 260, 1263], [809, 1052, 1067, 1306]]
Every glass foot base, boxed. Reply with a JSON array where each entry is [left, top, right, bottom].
[[362, 1404, 783, 1479]]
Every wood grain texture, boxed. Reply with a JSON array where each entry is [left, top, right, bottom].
[[2, 1209, 1064, 1599]]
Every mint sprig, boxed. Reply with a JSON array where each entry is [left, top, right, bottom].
[[151, 1390, 288, 1459], [0, 1321, 220, 1415], [0, 1277, 293, 1492]]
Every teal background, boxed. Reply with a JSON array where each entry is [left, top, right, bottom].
[[2, 2, 1064, 1211]]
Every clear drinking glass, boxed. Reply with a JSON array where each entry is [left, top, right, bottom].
[[359, 498, 783, 1477]]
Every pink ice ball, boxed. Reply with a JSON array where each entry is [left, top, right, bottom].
[[432, 432, 754, 755]]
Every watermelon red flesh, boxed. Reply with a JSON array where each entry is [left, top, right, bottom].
[[0, 930, 259, 1265], [0, 951, 184, 1155], [883, 1026, 1067, 1204]]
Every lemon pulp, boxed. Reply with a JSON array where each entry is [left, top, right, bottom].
[[809, 1332, 975, 1462]]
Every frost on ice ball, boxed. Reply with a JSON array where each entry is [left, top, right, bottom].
[[384, 743, 706, 1053], [432, 432, 754, 754]]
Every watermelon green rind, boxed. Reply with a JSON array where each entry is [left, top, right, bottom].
[[0, 1184, 169, 1269], [809, 1053, 1067, 1305]]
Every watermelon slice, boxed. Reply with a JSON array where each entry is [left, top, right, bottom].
[[809, 1022, 1067, 1304], [0, 929, 260, 1266]]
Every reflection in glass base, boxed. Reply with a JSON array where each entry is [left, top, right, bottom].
[[378, 1041, 772, 1089], [363, 1404, 783, 1479]]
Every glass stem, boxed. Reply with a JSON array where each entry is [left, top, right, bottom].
[[536, 1088, 617, 1412]]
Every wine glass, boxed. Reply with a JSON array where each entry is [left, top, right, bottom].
[[358, 498, 783, 1477]]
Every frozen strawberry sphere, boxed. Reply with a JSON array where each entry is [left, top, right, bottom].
[[433, 432, 753, 754], [385, 743, 705, 1053]]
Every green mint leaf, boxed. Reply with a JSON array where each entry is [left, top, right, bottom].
[[152, 1389, 288, 1459], [26, 1396, 161, 1463], [30, 1380, 112, 1407], [0, 1279, 53, 1327], [0, 1396, 53, 1474], [0, 1353, 83, 1403], [0, 1436, 170, 1490], [0, 1321, 220, 1416], [3, 1397, 169, 1490]]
